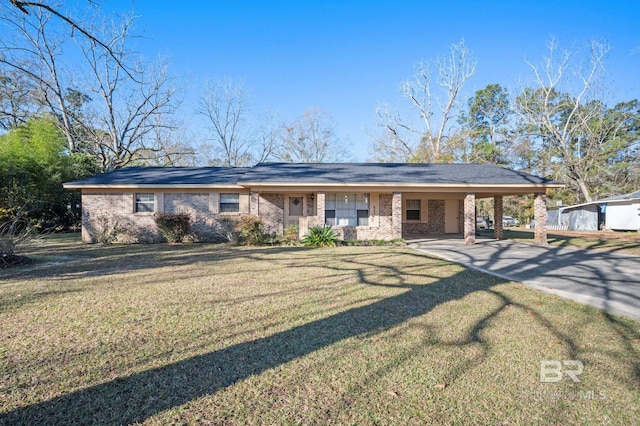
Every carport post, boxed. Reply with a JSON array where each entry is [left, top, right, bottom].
[[534, 193, 548, 245], [392, 192, 402, 239], [494, 195, 504, 240], [464, 193, 476, 245]]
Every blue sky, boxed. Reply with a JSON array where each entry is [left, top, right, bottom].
[[90, 1, 640, 159]]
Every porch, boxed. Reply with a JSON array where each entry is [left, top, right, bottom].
[[258, 190, 549, 245]]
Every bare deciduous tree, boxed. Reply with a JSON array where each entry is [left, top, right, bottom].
[[0, 69, 34, 130], [254, 112, 281, 164], [0, 3, 79, 150], [0, 2, 184, 170], [276, 108, 350, 163], [77, 18, 179, 170], [198, 79, 254, 166], [372, 40, 476, 163], [515, 38, 630, 202], [7, 0, 137, 81]]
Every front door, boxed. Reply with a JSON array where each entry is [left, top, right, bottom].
[[444, 199, 460, 233], [286, 196, 304, 226]]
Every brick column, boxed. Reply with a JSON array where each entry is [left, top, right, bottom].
[[392, 192, 402, 239], [250, 190, 260, 215], [534, 192, 548, 245], [316, 191, 325, 225], [464, 193, 476, 245], [494, 195, 504, 240]]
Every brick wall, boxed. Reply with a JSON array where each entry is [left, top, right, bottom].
[[403, 223, 430, 235], [83, 189, 474, 243], [250, 191, 260, 215], [305, 193, 316, 216], [164, 192, 219, 241], [402, 198, 463, 237], [464, 193, 476, 245], [164, 192, 209, 213], [378, 193, 395, 239], [494, 195, 504, 240], [316, 192, 326, 224], [81, 190, 257, 243], [260, 193, 285, 235], [392, 192, 402, 239], [427, 200, 445, 234], [82, 192, 163, 243], [534, 193, 548, 245]]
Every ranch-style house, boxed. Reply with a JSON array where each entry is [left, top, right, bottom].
[[63, 162, 563, 245]]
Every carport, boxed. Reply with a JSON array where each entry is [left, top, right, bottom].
[[401, 189, 559, 246]]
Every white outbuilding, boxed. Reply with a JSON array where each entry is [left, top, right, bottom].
[[550, 190, 640, 231]]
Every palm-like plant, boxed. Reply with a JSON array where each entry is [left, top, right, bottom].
[[301, 225, 339, 247]]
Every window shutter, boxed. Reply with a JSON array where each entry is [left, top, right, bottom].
[[239, 193, 250, 214], [155, 193, 164, 213], [126, 192, 134, 213], [209, 192, 219, 213]]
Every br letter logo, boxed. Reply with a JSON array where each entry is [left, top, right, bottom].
[[540, 360, 583, 383]]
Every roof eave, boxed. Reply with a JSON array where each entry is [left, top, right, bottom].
[[63, 183, 245, 190], [237, 181, 565, 188]]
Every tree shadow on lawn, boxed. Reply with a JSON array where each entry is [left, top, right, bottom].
[[496, 229, 640, 255], [429, 235, 640, 320], [1, 252, 506, 425], [0, 244, 314, 284], [0, 244, 318, 315], [1, 248, 638, 425]]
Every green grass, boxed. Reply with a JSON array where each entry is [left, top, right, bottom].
[[481, 228, 640, 256], [1, 236, 639, 425]]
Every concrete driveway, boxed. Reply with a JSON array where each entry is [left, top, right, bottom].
[[408, 237, 640, 321]]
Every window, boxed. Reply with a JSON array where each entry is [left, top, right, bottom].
[[325, 209, 336, 226], [325, 193, 369, 226], [135, 193, 155, 213], [357, 209, 369, 226], [220, 193, 240, 213], [406, 199, 421, 221]]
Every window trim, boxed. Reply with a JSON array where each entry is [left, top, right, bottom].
[[357, 209, 369, 227], [219, 192, 240, 214], [324, 192, 370, 227], [405, 199, 421, 222], [135, 193, 155, 214]]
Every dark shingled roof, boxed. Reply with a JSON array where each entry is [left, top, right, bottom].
[[64, 163, 563, 187], [64, 166, 250, 186], [238, 163, 561, 185]]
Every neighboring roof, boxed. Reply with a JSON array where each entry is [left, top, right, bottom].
[[599, 190, 640, 202], [237, 163, 563, 186], [63, 163, 564, 189], [63, 166, 250, 188], [561, 190, 640, 210]]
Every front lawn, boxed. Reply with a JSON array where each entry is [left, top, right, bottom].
[[1, 237, 638, 424], [482, 228, 640, 256]]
